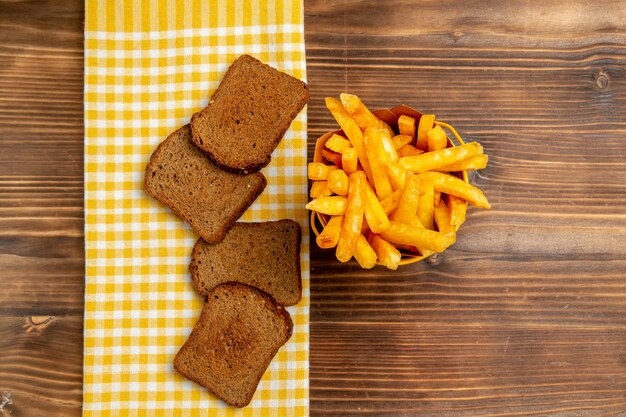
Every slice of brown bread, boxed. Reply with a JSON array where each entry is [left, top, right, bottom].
[[144, 125, 267, 244], [190, 54, 309, 174], [174, 282, 293, 408], [190, 220, 302, 306]]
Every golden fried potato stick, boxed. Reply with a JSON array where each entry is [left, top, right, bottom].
[[380, 190, 403, 216], [417, 180, 435, 230], [396, 218, 434, 257], [341, 148, 358, 175], [433, 199, 455, 236], [368, 234, 401, 270], [416, 114, 435, 151], [398, 115, 416, 138], [316, 216, 343, 249], [363, 181, 391, 234], [336, 171, 367, 262], [364, 127, 394, 199], [379, 127, 399, 163], [340, 93, 391, 133], [306, 196, 348, 215], [435, 154, 489, 173], [427, 125, 448, 151], [386, 161, 408, 191], [327, 169, 349, 196], [310, 180, 332, 198], [354, 234, 377, 269], [326, 97, 373, 181], [392, 134, 413, 150], [419, 171, 490, 209], [397, 144, 423, 157], [308, 162, 336, 180], [380, 221, 455, 253], [448, 195, 467, 226], [391, 172, 421, 224], [325, 133, 352, 154], [399, 141, 483, 174]]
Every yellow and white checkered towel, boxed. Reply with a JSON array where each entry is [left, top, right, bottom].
[[84, 1, 309, 415]]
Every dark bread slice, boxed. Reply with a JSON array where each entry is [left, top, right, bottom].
[[144, 125, 267, 244], [190, 220, 302, 306], [174, 282, 293, 408], [190, 54, 309, 173]]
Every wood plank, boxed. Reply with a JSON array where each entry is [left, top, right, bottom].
[[2, 0, 626, 416], [305, 0, 626, 415], [0, 1, 84, 416], [0, 0, 85, 316], [309, 253, 626, 416], [0, 315, 83, 416]]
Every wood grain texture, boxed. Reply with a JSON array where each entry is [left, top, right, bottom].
[[305, 0, 626, 416], [2, 0, 626, 416], [0, 316, 83, 417], [0, 1, 84, 416], [0, 0, 85, 314]]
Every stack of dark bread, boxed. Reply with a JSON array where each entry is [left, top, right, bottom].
[[144, 55, 308, 407]]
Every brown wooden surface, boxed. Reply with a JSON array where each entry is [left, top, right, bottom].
[[1, 0, 626, 416]]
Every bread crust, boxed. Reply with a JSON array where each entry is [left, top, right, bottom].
[[173, 282, 293, 407], [189, 219, 302, 305], [144, 125, 267, 243], [190, 54, 309, 174]]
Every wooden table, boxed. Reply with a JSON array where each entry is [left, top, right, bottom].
[[1, 1, 625, 415]]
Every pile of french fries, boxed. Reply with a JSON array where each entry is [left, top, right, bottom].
[[307, 93, 490, 270]]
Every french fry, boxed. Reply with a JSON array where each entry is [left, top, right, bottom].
[[398, 115, 416, 137], [341, 147, 358, 175], [336, 172, 366, 262], [403, 214, 427, 228], [306, 196, 347, 215], [391, 172, 421, 224], [434, 198, 455, 237], [309, 94, 491, 268], [368, 234, 401, 270], [435, 154, 489, 173], [416, 114, 435, 151], [327, 169, 349, 196], [364, 127, 393, 199], [427, 125, 448, 151], [363, 181, 391, 233], [417, 180, 435, 230], [326, 97, 373, 181], [325, 134, 352, 154], [380, 189, 403, 216], [399, 142, 483, 174], [354, 234, 377, 269], [379, 128, 399, 163], [310, 180, 332, 198], [386, 161, 408, 191], [419, 171, 491, 209], [397, 144, 423, 157], [316, 216, 343, 249], [448, 195, 467, 226], [361, 217, 371, 235], [340, 93, 391, 133], [308, 162, 336, 180], [322, 149, 343, 168], [392, 134, 413, 150], [380, 221, 455, 253], [393, 221, 434, 257]]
